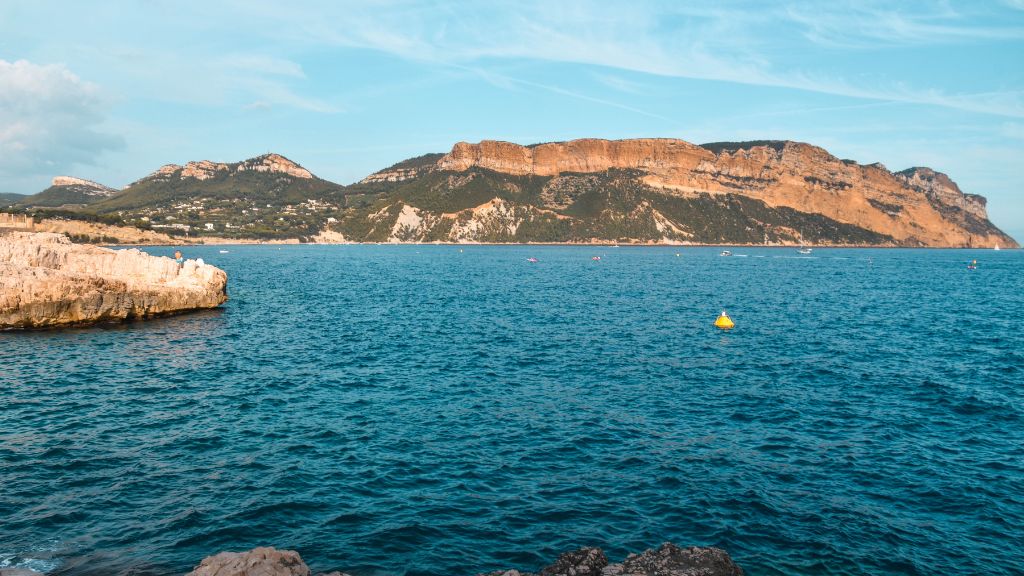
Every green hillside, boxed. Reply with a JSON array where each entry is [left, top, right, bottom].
[[16, 186, 111, 208], [332, 167, 895, 245], [0, 193, 26, 206]]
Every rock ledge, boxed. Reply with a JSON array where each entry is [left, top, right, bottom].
[[0, 232, 227, 329]]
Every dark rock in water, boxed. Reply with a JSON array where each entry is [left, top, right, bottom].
[[479, 544, 741, 576], [607, 543, 743, 576], [541, 547, 609, 576]]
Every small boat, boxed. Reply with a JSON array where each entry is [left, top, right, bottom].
[[527, 257, 539, 263], [994, 245, 1001, 251], [592, 256, 601, 261], [797, 247, 812, 254], [719, 250, 732, 257], [967, 259, 978, 270], [218, 250, 229, 254]]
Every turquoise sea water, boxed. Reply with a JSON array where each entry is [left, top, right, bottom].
[[1, 245, 1022, 575]]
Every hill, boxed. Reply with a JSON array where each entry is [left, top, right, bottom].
[[83, 154, 349, 239], [15, 177, 117, 208], [332, 138, 1016, 247], [0, 192, 26, 206]]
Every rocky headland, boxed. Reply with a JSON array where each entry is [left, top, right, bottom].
[[406, 138, 1014, 247], [0, 232, 227, 329], [178, 543, 742, 576]]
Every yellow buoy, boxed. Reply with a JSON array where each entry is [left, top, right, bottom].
[[714, 311, 735, 330]]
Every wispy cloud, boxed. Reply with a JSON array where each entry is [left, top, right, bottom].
[[784, 1, 1024, 49], [226, 0, 1024, 118], [591, 73, 645, 94], [219, 54, 307, 78], [457, 64, 674, 123], [243, 100, 272, 111], [91, 46, 339, 113]]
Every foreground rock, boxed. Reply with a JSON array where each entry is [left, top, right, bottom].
[[186, 547, 326, 576], [0, 232, 227, 329], [187, 543, 741, 576]]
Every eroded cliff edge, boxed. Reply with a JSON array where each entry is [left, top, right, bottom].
[[352, 138, 1016, 247], [0, 232, 227, 329]]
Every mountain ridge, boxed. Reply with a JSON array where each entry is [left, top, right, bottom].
[[6, 141, 1018, 247], [403, 138, 1011, 247]]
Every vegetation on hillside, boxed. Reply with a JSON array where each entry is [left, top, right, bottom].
[[9, 148, 1009, 246]]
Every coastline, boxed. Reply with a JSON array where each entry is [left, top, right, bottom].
[[3, 212, 1015, 249], [111, 239, 1017, 249]]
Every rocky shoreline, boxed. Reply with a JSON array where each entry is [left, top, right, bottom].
[[182, 542, 743, 576], [0, 232, 227, 329]]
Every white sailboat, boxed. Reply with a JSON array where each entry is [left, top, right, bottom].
[[796, 230, 812, 254]]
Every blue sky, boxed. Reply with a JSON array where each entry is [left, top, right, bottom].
[[1, 0, 1023, 238]]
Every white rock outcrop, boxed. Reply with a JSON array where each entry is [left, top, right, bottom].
[[0, 232, 227, 329]]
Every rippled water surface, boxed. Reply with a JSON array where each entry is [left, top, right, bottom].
[[2, 246, 1023, 575]]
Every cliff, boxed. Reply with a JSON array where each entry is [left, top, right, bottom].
[[0, 232, 227, 329], [423, 138, 1016, 247]]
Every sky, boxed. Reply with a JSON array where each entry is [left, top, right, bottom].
[[1, 0, 1023, 238]]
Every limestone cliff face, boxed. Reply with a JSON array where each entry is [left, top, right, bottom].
[[437, 138, 709, 176], [0, 232, 227, 329], [896, 167, 987, 218], [433, 139, 1016, 248], [360, 153, 445, 184], [360, 166, 426, 184]]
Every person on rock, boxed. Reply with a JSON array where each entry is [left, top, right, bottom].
[[174, 250, 184, 266]]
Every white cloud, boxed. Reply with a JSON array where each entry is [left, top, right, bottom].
[[0, 59, 124, 182]]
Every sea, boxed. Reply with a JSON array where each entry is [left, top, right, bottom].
[[2, 245, 1022, 575]]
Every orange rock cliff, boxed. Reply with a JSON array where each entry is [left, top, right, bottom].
[[432, 138, 1015, 248]]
